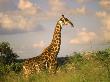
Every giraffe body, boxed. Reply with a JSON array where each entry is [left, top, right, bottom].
[[23, 15, 74, 77]]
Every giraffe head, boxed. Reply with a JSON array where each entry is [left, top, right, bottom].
[[58, 15, 74, 27]]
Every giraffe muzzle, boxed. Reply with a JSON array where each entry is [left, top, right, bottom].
[[69, 21, 74, 28]]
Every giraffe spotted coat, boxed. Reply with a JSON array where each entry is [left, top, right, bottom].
[[23, 15, 74, 77]]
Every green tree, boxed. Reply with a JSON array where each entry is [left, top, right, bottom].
[[0, 42, 19, 65]]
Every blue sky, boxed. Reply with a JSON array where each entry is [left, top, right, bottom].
[[0, 0, 110, 59]]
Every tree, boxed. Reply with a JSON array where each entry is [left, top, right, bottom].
[[0, 42, 19, 65]]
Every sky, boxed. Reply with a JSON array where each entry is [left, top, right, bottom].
[[0, 0, 110, 59]]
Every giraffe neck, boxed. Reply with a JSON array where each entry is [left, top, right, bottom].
[[51, 22, 62, 54]]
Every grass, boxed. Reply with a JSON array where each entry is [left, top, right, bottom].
[[1, 67, 109, 82], [0, 48, 110, 82]]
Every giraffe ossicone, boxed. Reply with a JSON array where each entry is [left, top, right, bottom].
[[23, 15, 74, 77]]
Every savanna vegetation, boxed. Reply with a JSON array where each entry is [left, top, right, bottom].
[[0, 41, 110, 82]]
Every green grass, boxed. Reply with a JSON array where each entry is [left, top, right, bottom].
[[1, 66, 109, 82], [0, 48, 110, 82]]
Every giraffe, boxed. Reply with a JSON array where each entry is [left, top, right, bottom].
[[23, 15, 74, 77]]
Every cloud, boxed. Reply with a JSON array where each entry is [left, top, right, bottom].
[[75, 0, 95, 4], [0, 0, 89, 35], [0, 13, 37, 30], [0, 0, 45, 35], [0, 0, 10, 3], [46, 0, 87, 19], [48, 0, 64, 11], [33, 41, 46, 49], [45, 0, 66, 18], [0, 13, 44, 34], [102, 15, 110, 42], [70, 28, 96, 44], [0, 0, 17, 12], [103, 31, 110, 42], [96, 11, 107, 18], [102, 15, 110, 30], [96, 11, 110, 42], [99, 0, 110, 9], [75, 0, 84, 3], [18, 0, 40, 15], [18, 0, 34, 10], [70, 6, 86, 15], [0, 14, 15, 29], [0, 24, 44, 35]]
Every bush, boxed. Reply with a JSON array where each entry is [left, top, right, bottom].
[[10, 63, 23, 73]]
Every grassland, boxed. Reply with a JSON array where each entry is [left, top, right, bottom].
[[0, 48, 110, 82]]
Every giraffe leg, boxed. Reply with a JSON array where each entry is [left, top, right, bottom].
[[23, 66, 31, 78], [48, 61, 58, 74]]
